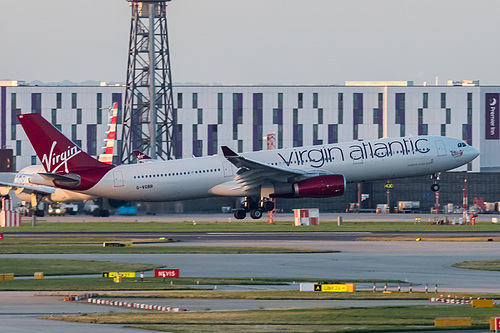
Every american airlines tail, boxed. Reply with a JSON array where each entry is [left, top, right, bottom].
[[98, 102, 118, 165], [18, 113, 114, 191]]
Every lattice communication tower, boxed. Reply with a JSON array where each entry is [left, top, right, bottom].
[[120, 0, 175, 163]]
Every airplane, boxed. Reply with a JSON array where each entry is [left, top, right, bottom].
[[17, 112, 479, 219], [0, 103, 120, 216], [133, 150, 155, 163]]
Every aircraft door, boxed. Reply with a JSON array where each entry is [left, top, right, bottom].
[[223, 161, 233, 178], [435, 140, 447, 157], [113, 170, 125, 187]]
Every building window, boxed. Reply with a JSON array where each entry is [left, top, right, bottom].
[[373, 108, 379, 124], [31, 156, 37, 165], [441, 124, 446, 136], [293, 109, 298, 125], [423, 93, 428, 109], [418, 108, 423, 124], [175, 124, 183, 159], [87, 124, 97, 156], [97, 108, 102, 125], [51, 109, 57, 125], [440, 93, 446, 108], [57, 93, 62, 108], [238, 140, 243, 153], [313, 124, 322, 145], [278, 125, 283, 149], [76, 109, 82, 124], [338, 93, 343, 124], [273, 109, 279, 124], [329, 124, 338, 144], [446, 108, 451, 124], [96, 93, 102, 125], [233, 93, 243, 124], [298, 93, 303, 109], [422, 124, 428, 135], [318, 108, 323, 124], [353, 93, 363, 124], [177, 93, 183, 109], [293, 124, 303, 147], [353, 124, 358, 140], [72, 124, 77, 141], [11, 93, 16, 109], [400, 124, 405, 137], [233, 124, 238, 140], [208, 124, 218, 156], [217, 93, 223, 124], [192, 93, 198, 109], [16, 140, 21, 156], [278, 93, 283, 109], [72, 93, 77, 109], [313, 93, 318, 109], [197, 109, 203, 124], [11, 125, 15, 140]]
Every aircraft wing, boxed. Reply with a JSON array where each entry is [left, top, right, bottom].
[[221, 146, 312, 191], [0, 181, 56, 196]]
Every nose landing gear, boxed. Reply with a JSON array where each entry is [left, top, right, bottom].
[[431, 173, 441, 192]]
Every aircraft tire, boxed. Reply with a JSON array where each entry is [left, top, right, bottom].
[[234, 209, 246, 220], [250, 209, 263, 219], [431, 183, 440, 192]]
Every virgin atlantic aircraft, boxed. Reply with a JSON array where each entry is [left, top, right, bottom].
[[17, 113, 479, 219]]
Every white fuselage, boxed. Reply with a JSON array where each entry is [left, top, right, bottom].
[[81, 136, 478, 202]]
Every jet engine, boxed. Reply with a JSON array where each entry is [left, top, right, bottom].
[[271, 174, 346, 198]]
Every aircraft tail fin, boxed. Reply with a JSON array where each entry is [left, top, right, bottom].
[[17, 113, 114, 190], [98, 102, 118, 164]]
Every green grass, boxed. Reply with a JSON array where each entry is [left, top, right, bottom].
[[0, 237, 334, 254], [0, 276, 403, 292], [4, 220, 500, 233], [49, 304, 500, 332], [0, 258, 162, 276], [102, 289, 500, 301], [453, 259, 500, 271]]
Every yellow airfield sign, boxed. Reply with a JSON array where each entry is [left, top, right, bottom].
[[313, 284, 355, 292]]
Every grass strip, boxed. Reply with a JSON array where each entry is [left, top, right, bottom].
[[0, 278, 403, 292], [360, 236, 500, 242], [0, 258, 162, 276], [48, 305, 500, 332], [453, 259, 500, 271], [0, 237, 334, 254], [101, 290, 500, 301], [3, 220, 500, 233]]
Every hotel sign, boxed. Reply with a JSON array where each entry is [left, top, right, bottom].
[[486, 93, 499, 140]]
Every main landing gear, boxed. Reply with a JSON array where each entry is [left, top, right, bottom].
[[234, 197, 275, 220], [430, 173, 440, 192]]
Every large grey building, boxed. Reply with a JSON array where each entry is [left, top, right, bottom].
[[2, 80, 499, 212]]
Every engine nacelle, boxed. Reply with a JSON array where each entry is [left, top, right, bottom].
[[271, 174, 346, 198]]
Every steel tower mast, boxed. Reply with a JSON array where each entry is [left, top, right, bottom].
[[120, 0, 175, 163]]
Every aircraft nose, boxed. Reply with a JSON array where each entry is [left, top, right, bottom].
[[469, 145, 480, 160]]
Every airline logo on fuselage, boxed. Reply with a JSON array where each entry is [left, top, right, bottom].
[[277, 138, 431, 168], [41, 141, 81, 173]]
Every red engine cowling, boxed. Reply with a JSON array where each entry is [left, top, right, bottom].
[[272, 174, 346, 198]]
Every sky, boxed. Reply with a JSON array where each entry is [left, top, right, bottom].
[[1, 0, 500, 85]]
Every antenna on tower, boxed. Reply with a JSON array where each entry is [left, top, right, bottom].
[[120, 0, 176, 163]]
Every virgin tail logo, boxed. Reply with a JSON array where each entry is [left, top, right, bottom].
[[41, 141, 82, 173]]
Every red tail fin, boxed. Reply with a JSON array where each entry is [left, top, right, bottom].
[[17, 113, 114, 190]]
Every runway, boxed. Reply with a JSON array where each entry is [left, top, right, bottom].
[[2, 213, 500, 332]]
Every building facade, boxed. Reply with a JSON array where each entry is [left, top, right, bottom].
[[2, 81, 500, 212]]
